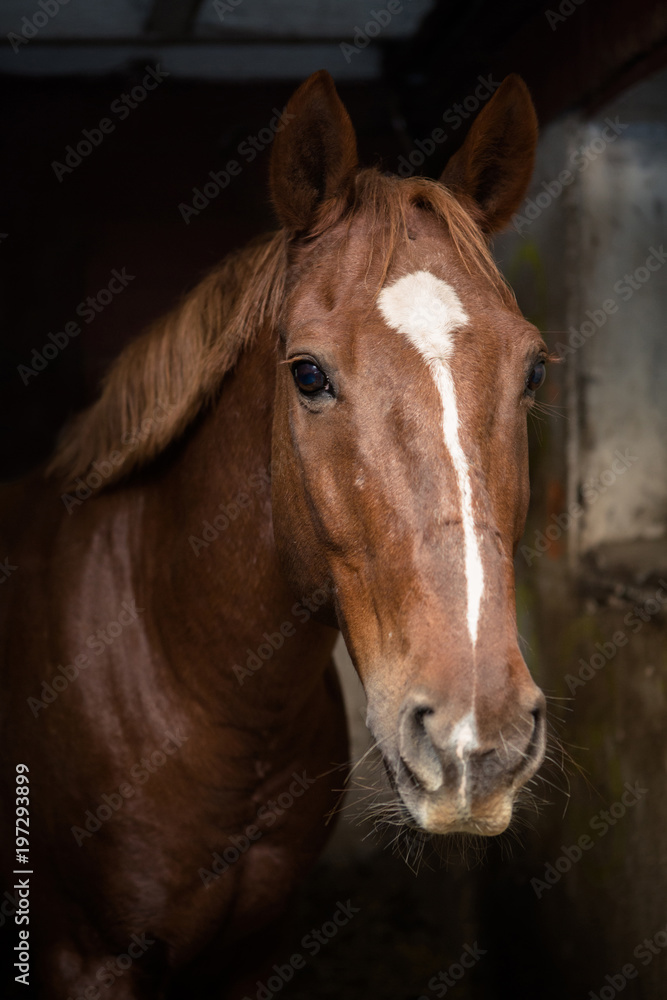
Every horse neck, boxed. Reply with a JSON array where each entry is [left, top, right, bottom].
[[136, 323, 337, 706]]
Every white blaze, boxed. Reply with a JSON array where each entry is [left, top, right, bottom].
[[377, 270, 485, 647], [450, 711, 479, 800]]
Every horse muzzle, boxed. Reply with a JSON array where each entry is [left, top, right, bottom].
[[370, 686, 546, 836]]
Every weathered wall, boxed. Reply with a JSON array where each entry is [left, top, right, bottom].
[[488, 63, 667, 998]]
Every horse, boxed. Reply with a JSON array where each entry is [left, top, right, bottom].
[[1, 69, 549, 998]]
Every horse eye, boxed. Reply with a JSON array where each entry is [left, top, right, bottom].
[[291, 360, 329, 395], [526, 361, 546, 393]]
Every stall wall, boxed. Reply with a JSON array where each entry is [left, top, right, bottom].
[[488, 64, 667, 998]]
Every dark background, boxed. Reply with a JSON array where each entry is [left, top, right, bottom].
[[1, 1, 667, 998]]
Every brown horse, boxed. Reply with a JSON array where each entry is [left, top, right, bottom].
[[1, 70, 548, 997]]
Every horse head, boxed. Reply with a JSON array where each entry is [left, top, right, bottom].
[[270, 71, 547, 837]]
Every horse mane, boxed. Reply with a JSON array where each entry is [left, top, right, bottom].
[[48, 168, 515, 490], [47, 230, 287, 488]]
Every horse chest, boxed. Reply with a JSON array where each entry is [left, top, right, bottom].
[[150, 777, 335, 965]]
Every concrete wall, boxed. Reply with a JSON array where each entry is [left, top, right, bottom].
[[489, 63, 667, 998]]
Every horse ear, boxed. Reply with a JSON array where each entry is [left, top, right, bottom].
[[270, 70, 358, 234], [440, 75, 538, 234]]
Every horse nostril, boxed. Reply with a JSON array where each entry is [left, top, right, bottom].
[[403, 703, 435, 744], [524, 698, 546, 764], [398, 698, 443, 794], [413, 705, 434, 727]]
